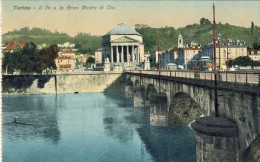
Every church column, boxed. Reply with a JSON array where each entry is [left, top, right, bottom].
[[136, 46, 139, 62], [110, 46, 113, 63], [132, 46, 135, 62], [121, 46, 124, 63], [116, 46, 119, 63], [127, 46, 130, 62]]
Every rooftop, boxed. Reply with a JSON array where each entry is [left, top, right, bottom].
[[105, 23, 140, 36]]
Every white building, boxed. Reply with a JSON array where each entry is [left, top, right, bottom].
[[102, 23, 145, 70], [95, 48, 102, 64]]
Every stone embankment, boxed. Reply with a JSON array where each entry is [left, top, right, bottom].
[[2, 72, 124, 94]]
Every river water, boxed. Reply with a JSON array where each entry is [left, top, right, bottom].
[[2, 93, 196, 162]]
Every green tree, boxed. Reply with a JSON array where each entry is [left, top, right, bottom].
[[253, 42, 260, 50], [2, 42, 38, 74], [36, 44, 59, 73], [232, 56, 259, 67], [200, 18, 211, 25], [251, 21, 255, 34]]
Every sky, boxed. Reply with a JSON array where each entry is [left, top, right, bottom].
[[2, 0, 260, 36]]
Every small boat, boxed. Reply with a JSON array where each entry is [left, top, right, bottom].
[[14, 120, 33, 126], [14, 116, 33, 126], [74, 92, 79, 94]]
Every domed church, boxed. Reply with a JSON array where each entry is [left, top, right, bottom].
[[102, 23, 144, 70]]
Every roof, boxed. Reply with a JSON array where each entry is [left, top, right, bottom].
[[3, 41, 27, 51], [59, 64, 72, 68], [105, 23, 140, 36], [56, 56, 73, 60], [60, 49, 73, 53]]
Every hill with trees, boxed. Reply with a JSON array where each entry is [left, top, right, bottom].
[[2, 27, 101, 55], [2, 19, 260, 54], [137, 18, 260, 52]]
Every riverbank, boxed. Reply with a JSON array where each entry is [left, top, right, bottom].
[[2, 73, 125, 94]]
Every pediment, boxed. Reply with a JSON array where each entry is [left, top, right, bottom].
[[111, 36, 139, 43]]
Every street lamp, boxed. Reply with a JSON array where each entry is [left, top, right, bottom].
[[226, 40, 230, 69], [218, 34, 221, 70]]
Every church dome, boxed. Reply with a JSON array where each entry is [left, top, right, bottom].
[[106, 23, 140, 35], [178, 34, 183, 38]]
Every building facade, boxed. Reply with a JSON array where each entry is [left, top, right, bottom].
[[167, 34, 201, 68], [95, 48, 102, 64], [248, 49, 260, 61], [102, 23, 144, 70], [199, 39, 247, 69]]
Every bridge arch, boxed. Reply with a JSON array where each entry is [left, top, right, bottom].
[[125, 77, 134, 86], [168, 92, 206, 126], [145, 84, 157, 106], [134, 80, 139, 86]]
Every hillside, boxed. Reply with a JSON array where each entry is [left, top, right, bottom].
[[3, 21, 260, 54], [2, 27, 102, 55], [137, 23, 260, 52]]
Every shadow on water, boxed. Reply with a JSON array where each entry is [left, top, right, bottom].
[[2, 94, 61, 144], [103, 73, 126, 93], [103, 91, 196, 162]]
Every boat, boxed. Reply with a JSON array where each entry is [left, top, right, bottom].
[[14, 117, 34, 126]]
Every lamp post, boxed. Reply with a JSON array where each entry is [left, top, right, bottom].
[[213, 3, 219, 117], [218, 34, 221, 70], [226, 41, 229, 69]]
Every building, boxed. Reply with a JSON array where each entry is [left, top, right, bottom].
[[167, 34, 201, 67], [135, 24, 150, 29], [58, 49, 76, 58], [57, 42, 75, 49], [248, 49, 260, 61], [160, 53, 175, 69], [178, 45, 202, 67], [2, 41, 27, 53], [55, 56, 76, 71], [102, 23, 145, 70], [177, 34, 183, 48], [95, 48, 102, 64], [199, 39, 247, 69]]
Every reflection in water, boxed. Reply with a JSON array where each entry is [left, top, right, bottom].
[[3, 93, 195, 162], [103, 92, 196, 162], [3, 94, 60, 144]]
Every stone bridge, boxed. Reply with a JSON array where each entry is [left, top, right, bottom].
[[125, 70, 260, 162]]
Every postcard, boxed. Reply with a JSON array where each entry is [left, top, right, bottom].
[[1, 1, 260, 162]]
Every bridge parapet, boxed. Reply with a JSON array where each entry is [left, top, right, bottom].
[[125, 70, 260, 95], [126, 70, 260, 85]]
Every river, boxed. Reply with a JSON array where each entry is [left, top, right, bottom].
[[2, 93, 196, 162]]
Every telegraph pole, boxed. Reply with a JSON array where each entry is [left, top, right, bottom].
[[213, 3, 219, 117], [157, 36, 161, 93], [218, 34, 221, 69], [227, 41, 229, 69]]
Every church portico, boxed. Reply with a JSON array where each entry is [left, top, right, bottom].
[[102, 23, 144, 70]]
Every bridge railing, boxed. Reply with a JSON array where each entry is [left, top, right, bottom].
[[126, 70, 260, 85]]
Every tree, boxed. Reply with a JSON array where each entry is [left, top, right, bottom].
[[200, 18, 211, 25], [19, 42, 38, 73], [36, 44, 59, 73], [251, 21, 255, 34], [253, 42, 260, 50], [231, 56, 259, 67], [2, 42, 38, 74]]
